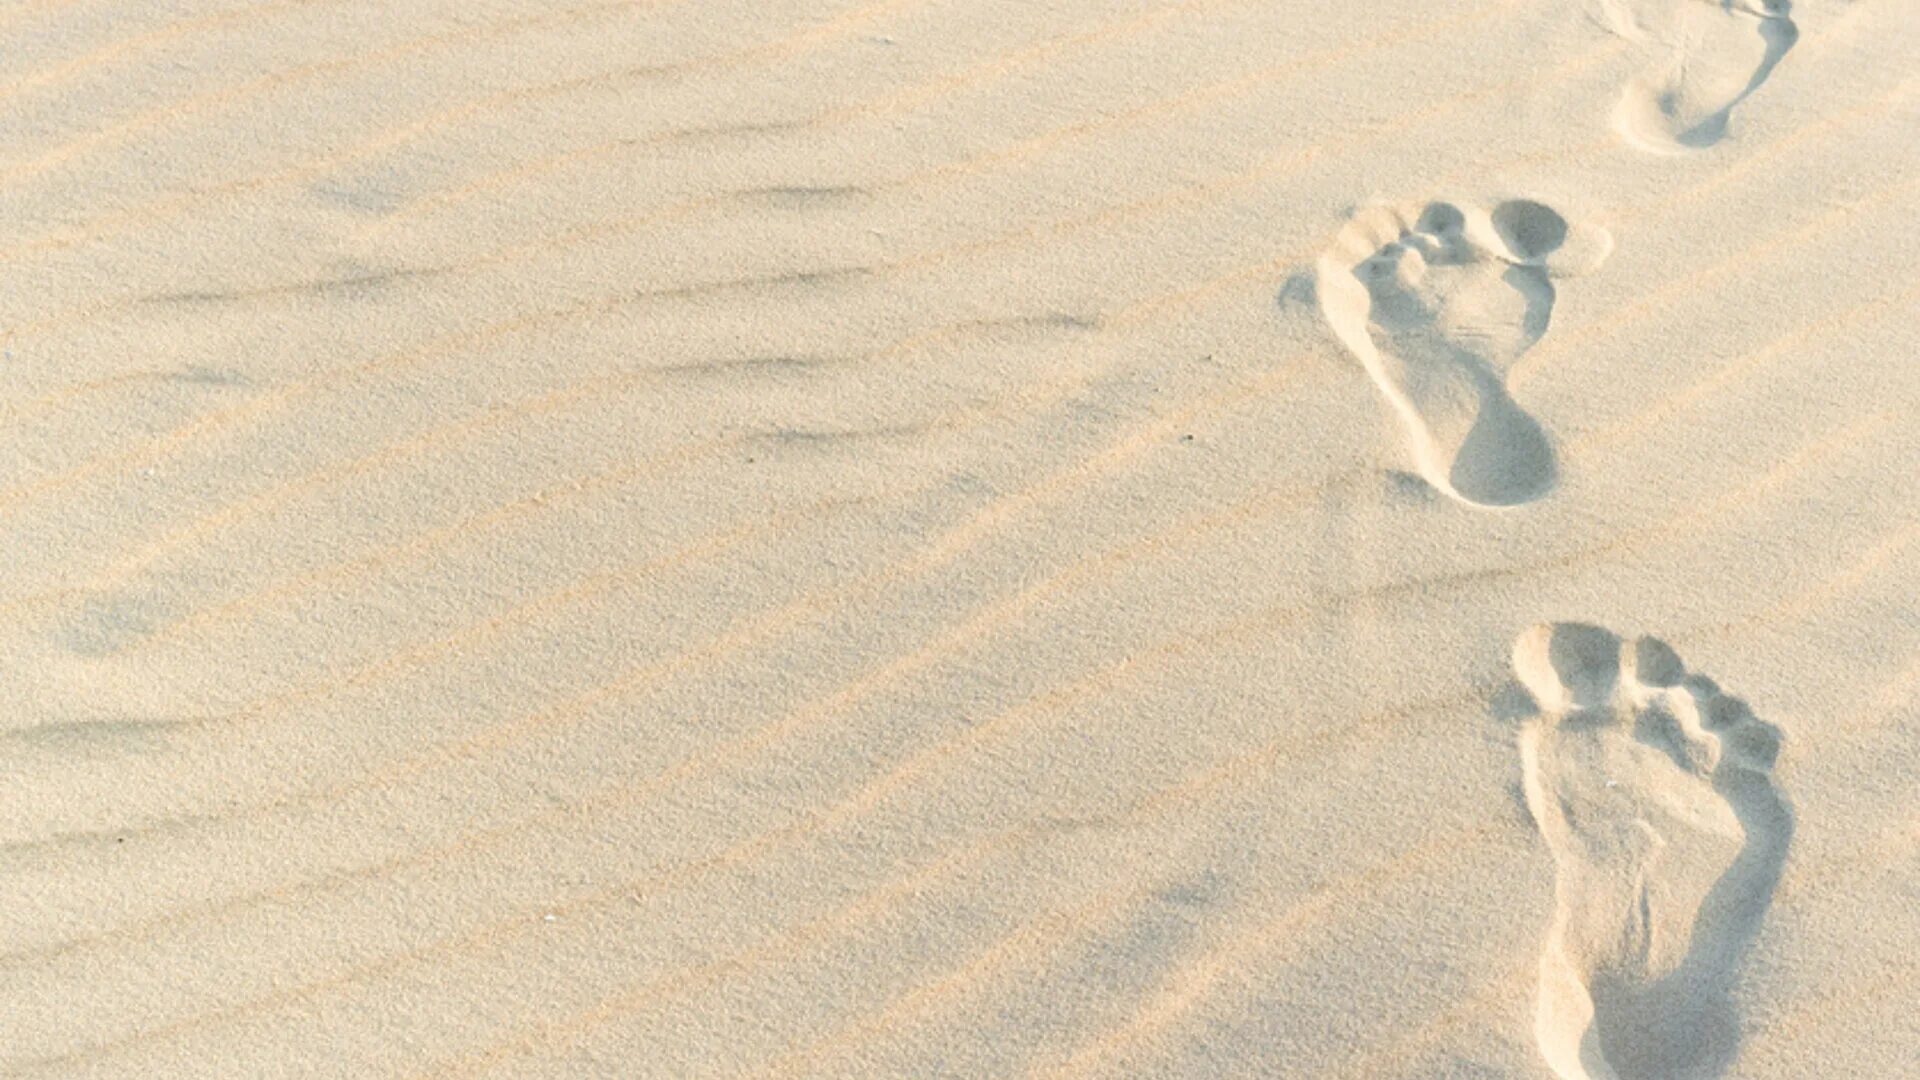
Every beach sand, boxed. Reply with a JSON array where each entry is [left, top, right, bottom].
[[2, 1, 1917, 1076]]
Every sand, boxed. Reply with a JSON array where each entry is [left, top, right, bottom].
[[2, 1, 1917, 1077]]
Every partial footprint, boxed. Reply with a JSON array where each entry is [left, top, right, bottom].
[[1315, 199, 1611, 508], [1602, 0, 1799, 152], [1514, 622, 1792, 1080]]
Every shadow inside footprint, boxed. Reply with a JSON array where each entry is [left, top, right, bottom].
[[1492, 200, 1570, 263], [1449, 382, 1557, 507]]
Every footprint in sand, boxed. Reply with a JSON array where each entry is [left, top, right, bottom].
[[1315, 198, 1611, 508], [1514, 622, 1792, 1080], [1602, 0, 1799, 152]]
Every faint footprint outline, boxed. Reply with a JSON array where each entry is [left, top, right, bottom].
[[1602, 0, 1799, 152], [1513, 622, 1792, 1080], [1315, 198, 1611, 509]]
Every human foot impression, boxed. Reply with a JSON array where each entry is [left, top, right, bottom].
[[1315, 199, 1611, 508], [1602, 0, 1799, 152], [1514, 623, 1792, 1080]]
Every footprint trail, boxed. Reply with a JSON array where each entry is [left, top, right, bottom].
[[1514, 622, 1792, 1080], [1315, 198, 1611, 508]]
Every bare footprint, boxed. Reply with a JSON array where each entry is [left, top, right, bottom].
[[1514, 623, 1792, 1080], [1602, 0, 1799, 152], [1315, 199, 1611, 508]]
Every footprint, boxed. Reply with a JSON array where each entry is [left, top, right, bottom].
[[1315, 198, 1611, 508], [1513, 622, 1792, 1080], [1603, 0, 1799, 152]]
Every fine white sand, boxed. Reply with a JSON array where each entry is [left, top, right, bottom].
[[3, 2, 1917, 1077]]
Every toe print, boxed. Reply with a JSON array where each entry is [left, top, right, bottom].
[[1603, 0, 1799, 152], [1513, 622, 1792, 1080], [1315, 198, 1611, 508]]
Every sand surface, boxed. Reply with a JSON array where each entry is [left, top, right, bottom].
[[3, 2, 1918, 1077]]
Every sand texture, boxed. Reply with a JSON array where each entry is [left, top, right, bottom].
[[3, 1, 1918, 1077]]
